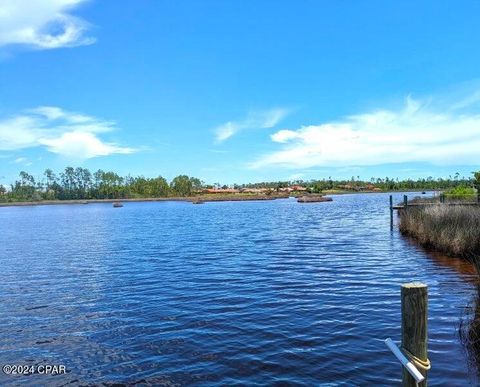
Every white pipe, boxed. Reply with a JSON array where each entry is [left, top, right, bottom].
[[384, 338, 424, 383]]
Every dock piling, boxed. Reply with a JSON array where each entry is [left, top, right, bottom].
[[403, 195, 408, 209], [401, 282, 429, 387], [389, 195, 393, 229]]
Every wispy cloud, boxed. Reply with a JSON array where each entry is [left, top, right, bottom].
[[0, 0, 95, 50], [214, 108, 289, 143], [250, 93, 480, 169], [13, 157, 28, 164], [7, 157, 32, 166], [0, 106, 136, 159]]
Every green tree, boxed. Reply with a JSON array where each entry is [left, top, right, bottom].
[[474, 171, 480, 188], [474, 171, 480, 202], [44, 169, 56, 187], [75, 167, 92, 199], [189, 177, 204, 192], [10, 171, 36, 200], [151, 176, 170, 197], [44, 168, 64, 200], [0, 185, 6, 202], [60, 167, 77, 199], [171, 175, 193, 196], [99, 171, 124, 198]]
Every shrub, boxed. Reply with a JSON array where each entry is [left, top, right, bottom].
[[444, 185, 477, 201]]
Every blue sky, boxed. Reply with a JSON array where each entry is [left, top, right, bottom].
[[1, 0, 480, 186]]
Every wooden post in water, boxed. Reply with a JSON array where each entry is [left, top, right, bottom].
[[390, 195, 393, 229], [401, 283, 428, 387], [403, 195, 408, 209]]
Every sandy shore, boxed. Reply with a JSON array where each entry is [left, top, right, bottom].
[[0, 194, 291, 208]]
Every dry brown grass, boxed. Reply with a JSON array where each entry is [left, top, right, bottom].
[[399, 205, 480, 259]]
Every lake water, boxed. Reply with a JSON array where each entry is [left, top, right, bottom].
[[0, 193, 477, 385]]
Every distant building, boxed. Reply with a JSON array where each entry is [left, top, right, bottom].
[[291, 185, 307, 191], [240, 188, 270, 193], [203, 188, 240, 194]]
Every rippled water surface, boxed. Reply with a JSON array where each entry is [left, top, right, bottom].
[[0, 193, 477, 385]]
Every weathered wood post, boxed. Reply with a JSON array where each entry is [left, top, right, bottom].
[[440, 193, 445, 203], [401, 283, 429, 387], [390, 195, 393, 229], [403, 195, 408, 209]]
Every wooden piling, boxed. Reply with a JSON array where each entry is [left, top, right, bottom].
[[390, 195, 393, 229], [401, 282, 428, 387], [403, 195, 408, 209]]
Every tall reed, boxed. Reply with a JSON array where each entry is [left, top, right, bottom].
[[399, 205, 480, 260]]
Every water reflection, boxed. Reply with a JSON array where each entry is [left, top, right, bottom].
[[427, 247, 480, 380], [456, 256, 480, 383], [409, 239, 478, 281]]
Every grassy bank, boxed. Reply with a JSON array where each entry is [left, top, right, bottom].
[[399, 205, 480, 260]]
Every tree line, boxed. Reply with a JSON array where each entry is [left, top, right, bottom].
[[307, 174, 476, 192], [0, 167, 203, 202], [236, 173, 477, 192], [0, 167, 478, 202]]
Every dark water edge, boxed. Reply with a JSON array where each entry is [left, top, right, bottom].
[[460, 289, 480, 380], [397, 202, 480, 380], [0, 193, 478, 385], [403, 236, 480, 381]]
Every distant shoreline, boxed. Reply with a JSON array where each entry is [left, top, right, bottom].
[[0, 194, 291, 208], [0, 190, 435, 208]]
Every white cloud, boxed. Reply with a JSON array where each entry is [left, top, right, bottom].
[[39, 131, 134, 159], [0, 0, 95, 50], [0, 106, 136, 158], [250, 94, 480, 169], [271, 129, 299, 143], [215, 108, 289, 143]]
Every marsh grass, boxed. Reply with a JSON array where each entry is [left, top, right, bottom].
[[399, 205, 480, 259], [460, 293, 480, 379]]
